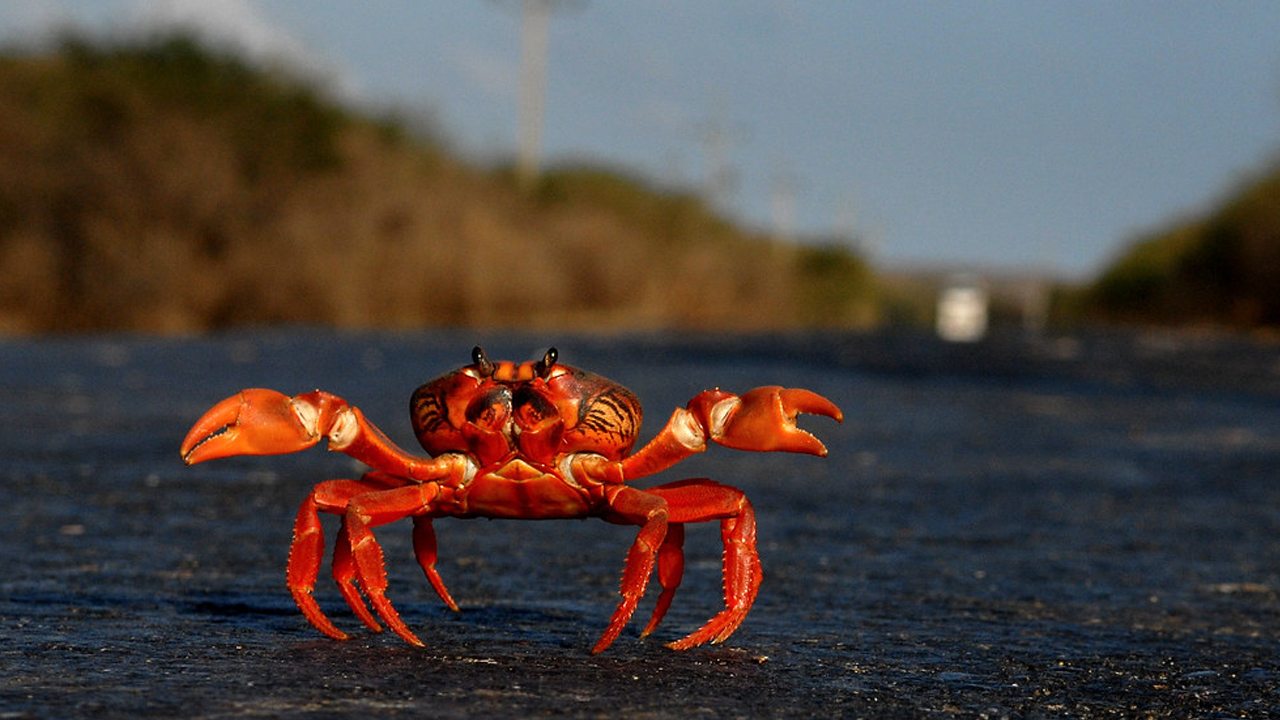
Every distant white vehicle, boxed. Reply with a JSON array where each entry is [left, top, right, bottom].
[[936, 276, 989, 342]]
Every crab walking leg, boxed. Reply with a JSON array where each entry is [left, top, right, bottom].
[[644, 479, 761, 650], [639, 522, 685, 638], [329, 518, 382, 632], [287, 476, 409, 640], [593, 486, 670, 654], [288, 488, 347, 640], [411, 515, 459, 612], [700, 500, 760, 647], [348, 472, 460, 613], [343, 482, 445, 647]]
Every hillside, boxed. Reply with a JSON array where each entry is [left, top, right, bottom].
[[1084, 155, 1280, 328], [0, 36, 875, 334]]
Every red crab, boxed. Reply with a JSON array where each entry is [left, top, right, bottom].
[[180, 346, 841, 653]]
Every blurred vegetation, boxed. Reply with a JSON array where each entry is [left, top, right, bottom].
[[1083, 157, 1280, 328], [0, 35, 875, 334], [9, 33, 1271, 337]]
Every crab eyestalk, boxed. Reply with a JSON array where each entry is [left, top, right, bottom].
[[534, 346, 558, 378], [471, 346, 495, 377]]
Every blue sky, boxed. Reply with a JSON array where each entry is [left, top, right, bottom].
[[5, 1, 1280, 278]]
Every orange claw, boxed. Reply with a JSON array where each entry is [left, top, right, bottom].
[[696, 386, 843, 457], [180, 389, 336, 465]]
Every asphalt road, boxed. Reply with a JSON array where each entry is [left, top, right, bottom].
[[3, 329, 1280, 718]]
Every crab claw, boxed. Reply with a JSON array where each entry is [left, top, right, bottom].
[[691, 386, 843, 457], [181, 389, 331, 465]]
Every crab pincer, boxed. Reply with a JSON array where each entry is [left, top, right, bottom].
[[688, 385, 844, 456], [181, 388, 340, 464]]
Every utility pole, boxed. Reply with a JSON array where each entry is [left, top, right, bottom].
[[693, 100, 748, 213], [502, 0, 583, 192], [835, 191, 882, 261], [833, 193, 862, 255], [770, 167, 797, 245], [516, 0, 551, 191]]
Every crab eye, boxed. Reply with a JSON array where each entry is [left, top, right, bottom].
[[472, 346, 495, 377], [535, 347, 558, 379]]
